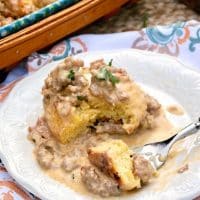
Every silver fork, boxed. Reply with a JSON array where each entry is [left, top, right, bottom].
[[133, 118, 200, 170]]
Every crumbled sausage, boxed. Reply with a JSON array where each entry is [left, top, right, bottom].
[[145, 95, 161, 116], [28, 118, 50, 145], [90, 59, 105, 69], [36, 145, 54, 169], [96, 123, 126, 134], [81, 166, 120, 197], [89, 63, 130, 105], [116, 89, 129, 101], [67, 85, 82, 93], [140, 95, 161, 129], [133, 154, 154, 184], [28, 129, 45, 145], [56, 101, 71, 117], [141, 114, 155, 129], [62, 156, 79, 172], [89, 79, 128, 105], [42, 57, 89, 112], [74, 75, 88, 87], [36, 139, 62, 169]]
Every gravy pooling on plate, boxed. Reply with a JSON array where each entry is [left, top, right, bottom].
[[167, 105, 184, 116], [28, 57, 175, 198]]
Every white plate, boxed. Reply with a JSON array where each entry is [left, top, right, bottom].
[[0, 49, 200, 200]]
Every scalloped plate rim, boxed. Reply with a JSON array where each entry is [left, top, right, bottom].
[[0, 49, 200, 200]]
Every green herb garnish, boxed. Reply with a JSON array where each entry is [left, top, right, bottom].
[[77, 95, 87, 101], [67, 69, 75, 81], [108, 72, 120, 85], [108, 59, 113, 66], [96, 67, 120, 86]]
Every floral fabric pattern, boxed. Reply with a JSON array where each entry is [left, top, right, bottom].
[[132, 21, 200, 56]]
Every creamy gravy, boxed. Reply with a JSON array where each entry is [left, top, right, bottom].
[[31, 56, 198, 198], [114, 111, 176, 148], [149, 136, 200, 192], [167, 105, 184, 116], [46, 168, 118, 200], [46, 168, 87, 195], [45, 111, 177, 199], [150, 142, 187, 191]]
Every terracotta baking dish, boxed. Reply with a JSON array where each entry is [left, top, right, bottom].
[[0, 0, 130, 69]]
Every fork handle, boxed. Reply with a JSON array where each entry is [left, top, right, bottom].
[[171, 121, 200, 142], [162, 119, 200, 158]]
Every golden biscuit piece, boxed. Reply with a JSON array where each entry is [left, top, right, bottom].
[[88, 139, 141, 190], [43, 57, 158, 144]]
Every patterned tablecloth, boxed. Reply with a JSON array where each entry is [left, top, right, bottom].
[[0, 20, 200, 199]]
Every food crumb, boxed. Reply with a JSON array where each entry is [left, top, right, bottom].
[[177, 164, 189, 173], [72, 173, 75, 180]]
